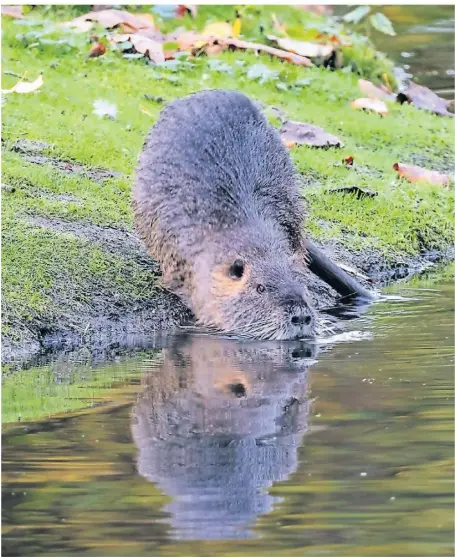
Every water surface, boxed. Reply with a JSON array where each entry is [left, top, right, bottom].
[[2, 275, 454, 556], [337, 5, 455, 98]]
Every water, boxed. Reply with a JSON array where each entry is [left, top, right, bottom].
[[2, 272, 453, 557], [338, 5, 455, 99]]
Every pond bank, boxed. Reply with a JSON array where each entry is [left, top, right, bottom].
[[3, 235, 453, 366], [2, 6, 454, 366]]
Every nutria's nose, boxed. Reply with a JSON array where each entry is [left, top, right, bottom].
[[291, 314, 313, 326]]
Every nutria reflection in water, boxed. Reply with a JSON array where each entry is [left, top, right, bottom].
[[131, 335, 317, 540]]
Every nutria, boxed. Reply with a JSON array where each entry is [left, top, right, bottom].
[[133, 89, 373, 340]]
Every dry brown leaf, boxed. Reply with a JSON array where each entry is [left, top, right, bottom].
[[115, 32, 165, 63], [344, 155, 354, 166], [175, 31, 208, 51], [280, 121, 343, 148], [397, 81, 453, 117], [219, 38, 312, 67], [2, 74, 43, 95], [86, 42, 106, 59], [351, 97, 388, 116], [136, 13, 155, 27], [71, 9, 154, 32], [393, 162, 451, 187], [358, 79, 395, 101], [268, 35, 333, 59], [1, 5, 23, 19], [205, 43, 226, 57]]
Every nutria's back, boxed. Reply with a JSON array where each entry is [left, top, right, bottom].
[[133, 89, 316, 340]]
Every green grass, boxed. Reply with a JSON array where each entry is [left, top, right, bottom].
[[2, 5, 454, 350]]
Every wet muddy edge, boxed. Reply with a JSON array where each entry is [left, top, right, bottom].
[[3, 232, 453, 368]]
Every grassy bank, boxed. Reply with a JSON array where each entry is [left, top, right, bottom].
[[2, 5, 454, 359]]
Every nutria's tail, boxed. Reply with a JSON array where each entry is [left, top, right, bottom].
[[305, 239, 377, 301]]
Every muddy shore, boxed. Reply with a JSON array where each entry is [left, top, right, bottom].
[[3, 233, 453, 367]]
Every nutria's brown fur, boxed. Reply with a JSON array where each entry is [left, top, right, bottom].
[[133, 89, 317, 340]]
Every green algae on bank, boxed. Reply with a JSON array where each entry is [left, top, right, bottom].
[[1, 5, 454, 360]]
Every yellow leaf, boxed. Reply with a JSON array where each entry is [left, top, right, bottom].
[[202, 21, 233, 39], [232, 17, 242, 38], [2, 74, 43, 95]]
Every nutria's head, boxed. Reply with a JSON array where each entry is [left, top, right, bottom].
[[189, 222, 317, 340]]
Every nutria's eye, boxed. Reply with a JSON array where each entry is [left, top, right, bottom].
[[256, 284, 266, 294], [229, 259, 244, 280]]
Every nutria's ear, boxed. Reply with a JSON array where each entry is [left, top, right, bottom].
[[211, 263, 250, 297], [229, 259, 245, 280]]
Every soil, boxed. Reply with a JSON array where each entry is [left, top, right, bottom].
[[11, 140, 122, 183]]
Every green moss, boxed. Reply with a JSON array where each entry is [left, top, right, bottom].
[[2, 5, 454, 348], [2, 220, 155, 342]]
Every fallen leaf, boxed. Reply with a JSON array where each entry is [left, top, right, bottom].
[[328, 185, 377, 199], [280, 121, 343, 148], [110, 32, 165, 63], [127, 35, 164, 62], [124, 27, 167, 43], [71, 9, 154, 32], [86, 42, 106, 59], [136, 13, 155, 27], [205, 43, 225, 56], [174, 31, 208, 51], [351, 97, 388, 115], [396, 81, 453, 117], [175, 5, 198, 18], [344, 155, 354, 167], [93, 99, 117, 119], [202, 21, 234, 39], [2, 74, 43, 94], [393, 162, 451, 187], [358, 79, 395, 101], [232, 15, 242, 38], [267, 34, 333, 59], [1, 5, 23, 18], [219, 38, 312, 67]]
